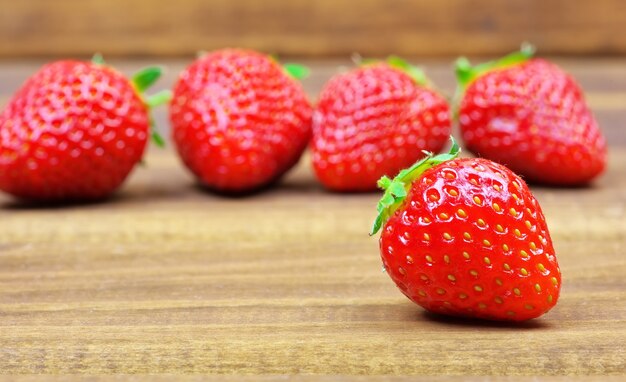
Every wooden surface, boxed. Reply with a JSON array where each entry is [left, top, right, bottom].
[[1, 0, 625, 58], [0, 59, 625, 378]]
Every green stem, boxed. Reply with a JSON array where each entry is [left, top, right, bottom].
[[370, 137, 461, 236]]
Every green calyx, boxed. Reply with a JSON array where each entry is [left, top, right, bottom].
[[455, 42, 535, 91], [131, 66, 172, 148], [356, 55, 430, 87], [370, 137, 461, 236], [283, 63, 311, 80]]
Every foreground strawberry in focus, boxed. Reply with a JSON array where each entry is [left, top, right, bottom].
[[170, 49, 312, 193], [456, 45, 607, 186], [312, 57, 451, 192], [371, 140, 561, 321], [0, 56, 169, 201]]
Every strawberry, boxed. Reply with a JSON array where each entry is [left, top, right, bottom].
[[169, 49, 312, 193], [456, 45, 607, 186], [371, 140, 561, 321], [311, 57, 451, 192], [0, 56, 169, 202]]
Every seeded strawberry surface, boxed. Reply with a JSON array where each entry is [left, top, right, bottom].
[[312, 64, 451, 192], [378, 157, 561, 321], [170, 49, 312, 193], [0, 61, 149, 201], [459, 58, 606, 185]]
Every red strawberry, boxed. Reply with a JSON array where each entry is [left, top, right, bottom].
[[371, 140, 561, 321], [0, 56, 168, 201], [456, 45, 607, 186], [312, 57, 451, 192], [169, 49, 312, 193]]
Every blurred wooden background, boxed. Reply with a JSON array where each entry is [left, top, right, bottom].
[[0, 0, 624, 58]]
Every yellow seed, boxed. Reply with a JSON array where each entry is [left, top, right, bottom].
[[514, 181, 521, 191], [537, 263, 546, 272], [507, 311, 516, 316], [483, 257, 491, 265], [447, 274, 456, 282], [493, 184, 501, 191], [424, 233, 430, 241], [495, 278, 503, 286], [399, 267, 406, 275], [443, 301, 451, 306], [425, 255, 433, 263], [459, 293, 468, 299], [457, 208, 466, 217], [520, 268, 528, 276], [436, 288, 446, 295], [423, 217, 431, 223], [520, 250, 529, 258], [443, 232, 452, 240], [483, 239, 491, 247], [525, 304, 534, 310], [470, 178, 479, 185], [495, 296, 503, 304], [470, 270, 478, 277], [473, 196, 482, 205], [474, 285, 483, 292], [477, 218, 486, 227], [530, 242, 537, 251], [444, 255, 450, 264], [503, 263, 511, 271], [535, 284, 541, 292], [478, 303, 487, 309], [448, 189, 459, 197], [512, 193, 520, 201], [406, 255, 414, 264], [502, 244, 510, 252], [551, 277, 558, 286], [495, 224, 504, 233], [418, 290, 426, 297], [439, 212, 449, 220], [462, 251, 470, 259], [547, 295, 553, 303], [509, 208, 517, 217], [525, 220, 532, 229], [513, 288, 521, 296], [429, 194, 439, 201], [463, 232, 471, 240], [420, 274, 429, 281], [493, 203, 501, 212], [514, 229, 521, 237]]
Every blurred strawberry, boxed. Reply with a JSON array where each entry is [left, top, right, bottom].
[[311, 57, 451, 192], [169, 49, 312, 193], [0, 55, 169, 201], [456, 45, 607, 185]]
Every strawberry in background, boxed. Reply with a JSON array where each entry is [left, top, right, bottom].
[[456, 44, 607, 186], [0, 55, 169, 202], [170, 49, 312, 194], [311, 57, 451, 192]]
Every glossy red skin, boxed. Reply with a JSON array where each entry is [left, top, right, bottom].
[[0, 61, 149, 201], [312, 64, 451, 192], [170, 49, 312, 193], [380, 158, 561, 321], [459, 59, 607, 186]]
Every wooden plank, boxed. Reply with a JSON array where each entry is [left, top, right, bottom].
[[0, 0, 625, 57], [0, 60, 625, 376]]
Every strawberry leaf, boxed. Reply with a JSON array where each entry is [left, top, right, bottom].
[[132, 67, 163, 92], [370, 137, 461, 236], [92, 53, 105, 65], [146, 90, 172, 108], [283, 63, 310, 80]]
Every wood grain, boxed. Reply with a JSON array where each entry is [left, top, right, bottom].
[[0, 60, 625, 378], [0, 0, 625, 58]]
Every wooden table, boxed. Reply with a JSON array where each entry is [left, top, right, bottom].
[[0, 59, 624, 379]]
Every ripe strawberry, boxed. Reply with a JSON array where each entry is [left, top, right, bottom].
[[169, 49, 312, 193], [371, 140, 561, 321], [312, 57, 451, 192], [0, 56, 169, 201], [456, 45, 607, 185]]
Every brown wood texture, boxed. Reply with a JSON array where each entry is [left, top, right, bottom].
[[0, 59, 625, 378], [0, 0, 625, 58]]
